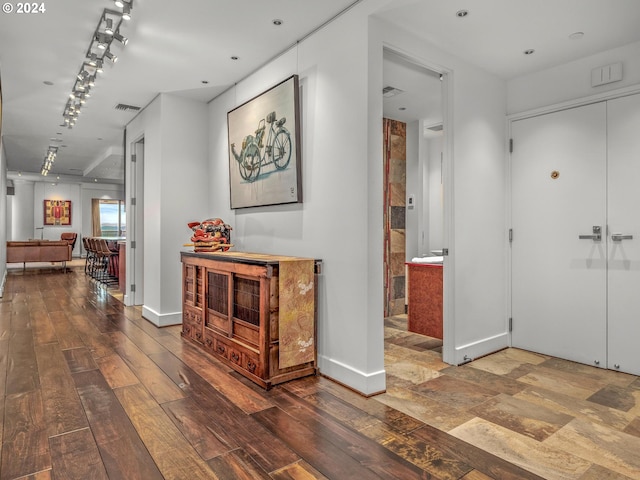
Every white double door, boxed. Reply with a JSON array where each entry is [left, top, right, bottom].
[[511, 93, 640, 376]]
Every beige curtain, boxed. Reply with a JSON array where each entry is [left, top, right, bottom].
[[91, 199, 102, 237]]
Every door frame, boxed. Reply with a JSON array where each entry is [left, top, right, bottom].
[[124, 133, 145, 306], [381, 44, 455, 364], [507, 84, 640, 349]]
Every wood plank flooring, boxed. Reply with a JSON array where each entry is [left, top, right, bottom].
[[0, 265, 638, 479]]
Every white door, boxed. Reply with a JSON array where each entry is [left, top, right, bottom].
[[607, 94, 640, 376], [511, 103, 608, 368]]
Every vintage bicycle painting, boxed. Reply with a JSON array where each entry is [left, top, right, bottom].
[[228, 75, 302, 209]]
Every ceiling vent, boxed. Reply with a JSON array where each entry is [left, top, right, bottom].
[[114, 103, 142, 112], [382, 86, 404, 97], [427, 124, 443, 132]]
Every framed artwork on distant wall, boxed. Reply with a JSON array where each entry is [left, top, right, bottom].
[[227, 74, 302, 209], [44, 200, 72, 225]]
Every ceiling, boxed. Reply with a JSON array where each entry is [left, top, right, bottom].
[[2, 0, 640, 184]]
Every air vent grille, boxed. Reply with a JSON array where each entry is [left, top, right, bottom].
[[382, 86, 404, 97], [115, 103, 142, 112], [427, 124, 443, 132]]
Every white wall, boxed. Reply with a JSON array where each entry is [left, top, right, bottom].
[[209, 2, 386, 395], [508, 40, 640, 114], [405, 120, 419, 261], [126, 93, 209, 326], [10, 179, 34, 241], [427, 134, 443, 254]]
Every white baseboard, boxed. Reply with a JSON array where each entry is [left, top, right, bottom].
[[142, 305, 182, 327], [317, 354, 386, 396], [454, 332, 509, 365]]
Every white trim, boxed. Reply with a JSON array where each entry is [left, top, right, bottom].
[[142, 305, 182, 327], [508, 84, 640, 121], [318, 354, 386, 396], [454, 332, 509, 365]]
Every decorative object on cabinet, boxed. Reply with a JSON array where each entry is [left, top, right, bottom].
[[185, 218, 233, 252], [227, 75, 302, 209], [44, 200, 72, 225], [181, 251, 320, 389]]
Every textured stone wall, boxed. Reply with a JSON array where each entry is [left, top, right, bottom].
[[383, 119, 406, 316]]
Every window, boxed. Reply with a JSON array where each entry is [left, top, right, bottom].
[[92, 199, 126, 237]]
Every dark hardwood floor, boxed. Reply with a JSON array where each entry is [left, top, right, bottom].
[[0, 264, 633, 479]]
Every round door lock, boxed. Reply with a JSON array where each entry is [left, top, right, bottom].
[[551, 170, 560, 179]]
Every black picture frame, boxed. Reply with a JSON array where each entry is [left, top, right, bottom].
[[227, 75, 302, 209]]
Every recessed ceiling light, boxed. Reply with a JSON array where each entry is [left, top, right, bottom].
[[273, 19, 283, 26], [456, 9, 469, 18], [524, 49, 535, 55], [231, 56, 239, 60], [569, 32, 584, 40]]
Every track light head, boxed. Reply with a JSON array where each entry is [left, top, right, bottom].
[[113, 32, 128, 45], [114, 0, 124, 7], [96, 33, 109, 49], [104, 49, 118, 63], [105, 18, 114, 35], [122, 3, 131, 20]]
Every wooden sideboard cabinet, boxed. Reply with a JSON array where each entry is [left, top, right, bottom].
[[181, 251, 320, 389]]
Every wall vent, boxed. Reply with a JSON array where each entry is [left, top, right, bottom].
[[382, 86, 404, 97], [426, 124, 443, 132], [115, 103, 142, 112]]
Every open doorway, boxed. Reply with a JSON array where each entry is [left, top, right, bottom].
[[382, 48, 445, 364]]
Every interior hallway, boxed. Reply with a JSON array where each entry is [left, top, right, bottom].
[[0, 265, 638, 479]]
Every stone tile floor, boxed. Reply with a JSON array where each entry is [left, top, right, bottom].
[[378, 315, 640, 479]]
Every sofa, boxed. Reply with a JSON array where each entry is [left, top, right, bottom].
[[7, 240, 73, 268]]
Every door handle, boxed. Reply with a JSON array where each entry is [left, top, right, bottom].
[[611, 233, 633, 241], [579, 226, 602, 241]]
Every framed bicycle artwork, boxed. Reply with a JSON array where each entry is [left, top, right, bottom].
[[227, 75, 302, 209], [44, 199, 72, 225]]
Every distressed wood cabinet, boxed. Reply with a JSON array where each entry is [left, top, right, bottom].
[[181, 251, 320, 389]]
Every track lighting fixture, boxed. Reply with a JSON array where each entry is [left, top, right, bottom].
[[52, 3, 133, 151], [40, 146, 58, 176]]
